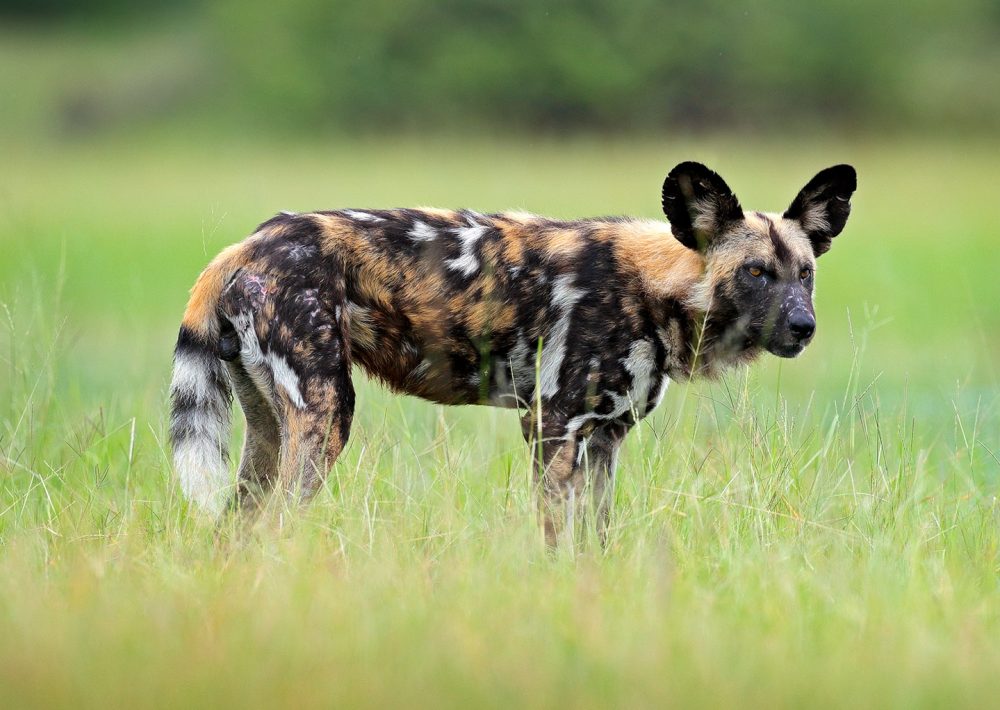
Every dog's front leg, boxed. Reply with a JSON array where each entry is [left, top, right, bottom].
[[579, 422, 628, 547], [521, 412, 631, 549]]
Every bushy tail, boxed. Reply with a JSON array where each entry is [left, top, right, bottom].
[[170, 327, 233, 516], [169, 242, 248, 516]]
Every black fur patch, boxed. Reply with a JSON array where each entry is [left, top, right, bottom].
[[759, 212, 791, 264], [662, 161, 744, 251], [784, 164, 857, 257]]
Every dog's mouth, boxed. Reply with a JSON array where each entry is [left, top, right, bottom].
[[751, 318, 813, 359], [713, 319, 812, 360], [766, 339, 808, 358]]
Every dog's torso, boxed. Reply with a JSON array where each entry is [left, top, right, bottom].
[[219, 208, 716, 435]]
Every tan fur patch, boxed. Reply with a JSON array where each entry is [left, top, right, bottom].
[[181, 241, 251, 338], [499, 211, 540, 224], [543, 228, 585, 259], [495, 221, 529, 265], [608, 220, 706, 301], [315, 214, 375, 260], [414, 207, 460, 221]]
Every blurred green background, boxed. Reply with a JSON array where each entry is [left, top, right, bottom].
[[3, 0, 1000, 139]]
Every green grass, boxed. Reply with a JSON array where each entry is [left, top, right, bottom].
[[2, 130, 999, 708]]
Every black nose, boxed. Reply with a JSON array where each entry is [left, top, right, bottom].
[[788, 312, 816, 341]]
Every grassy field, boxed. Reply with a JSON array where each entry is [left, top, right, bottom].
[[2, 130, 999, 708]]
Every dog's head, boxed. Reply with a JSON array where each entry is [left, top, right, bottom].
[[662, 161, 856, 359]]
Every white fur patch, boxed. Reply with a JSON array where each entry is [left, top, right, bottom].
[[603, 340, 656, 418], [409, 221, 437, 242], [539, 275, 586, 398], [627, 340, 656, 384], [345, 210, 382, 222], [447, 224, 488, 276], [652, 374, 671, 410], [230, 311, 272, 400], [170, 350, 213, 404], [173, 436, 230, 517], [267, 352, 306, 408], [170, 350, 232, 517]]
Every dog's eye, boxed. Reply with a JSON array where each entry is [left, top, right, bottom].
[[747, 266, 764, 278], [799, 267, 813, 281]]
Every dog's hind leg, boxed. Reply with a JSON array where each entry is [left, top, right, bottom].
[[264, 285, 356, 506], [224, 358, 281, 515], [230, 320, 354, 512], [219, 253, 354, 515], [277, 371, 355, 505]]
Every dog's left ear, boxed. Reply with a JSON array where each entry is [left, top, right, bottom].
[[784, 164, 857, 257], [662, 162, 744, 252]]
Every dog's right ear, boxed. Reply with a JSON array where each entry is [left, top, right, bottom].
[[661, 161, 744, 252], [784, 164, 857, 257]]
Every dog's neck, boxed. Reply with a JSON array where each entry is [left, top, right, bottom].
[[648, 282, 763, 382], [611, 219, 706, 303]]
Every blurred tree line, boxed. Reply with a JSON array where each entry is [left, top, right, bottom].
[[3, 0, 999, 133]]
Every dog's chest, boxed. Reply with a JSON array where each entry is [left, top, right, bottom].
[[484, 334, 671, 427], [564, 339, 671, 433]]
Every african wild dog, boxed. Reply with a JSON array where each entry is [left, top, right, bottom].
[[169, 161, 856, 545]]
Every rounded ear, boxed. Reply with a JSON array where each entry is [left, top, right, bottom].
[[661, 162, 743, 251], [783, 164, 857, 257]]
